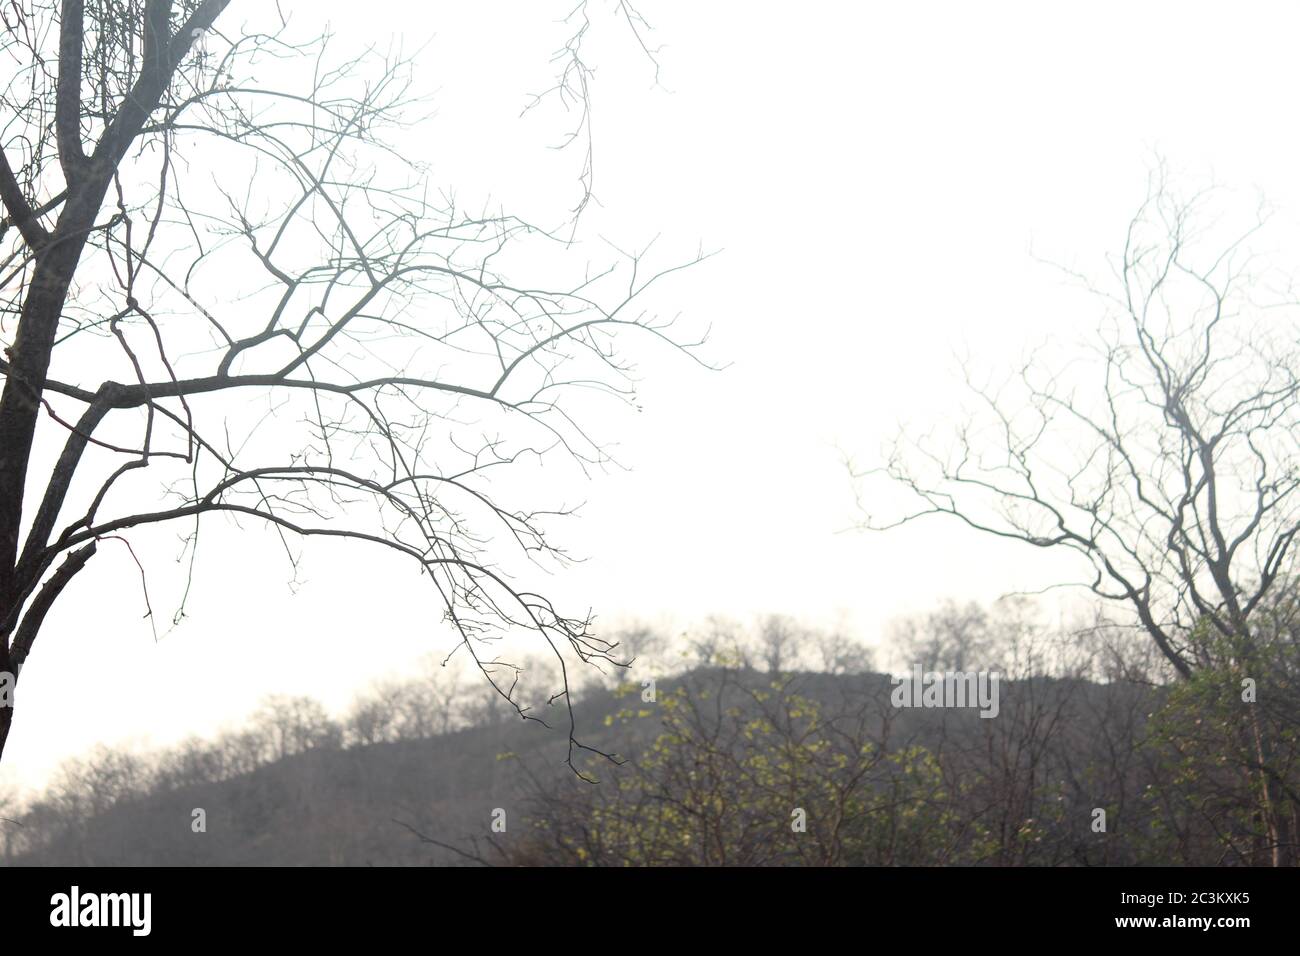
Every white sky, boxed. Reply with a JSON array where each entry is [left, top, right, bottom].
[[7, 0, 1300, 791]]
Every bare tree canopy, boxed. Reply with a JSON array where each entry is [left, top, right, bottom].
[[857, 177, 1300, 676], [854, 173, 1300, 863], [0, 0, 705, 772]]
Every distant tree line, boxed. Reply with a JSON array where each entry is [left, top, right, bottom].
[[0, 614, 868, 862], [2, 603, 1296, 866], [497, 600, 1299, 867]]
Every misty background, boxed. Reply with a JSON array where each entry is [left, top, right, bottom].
[[4, 0, 1300, 800]]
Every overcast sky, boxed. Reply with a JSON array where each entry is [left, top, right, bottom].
[[6, 0, 1300, 791]]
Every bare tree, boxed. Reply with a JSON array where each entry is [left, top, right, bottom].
[[887, 598, 993, 672], [854, 174, 1300, 864], [252, 694, 340, 759], [0, 0, 705, 772], [758, 613, 804, 674], [811, 624, 873, 675]]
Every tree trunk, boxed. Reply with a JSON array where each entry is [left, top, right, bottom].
[[0, 205, 103, 769], [1248, 708, 1295, 867]]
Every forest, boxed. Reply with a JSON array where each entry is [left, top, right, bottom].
[[0, 0, 1297, 886], [4, 600, 1296, 866]]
